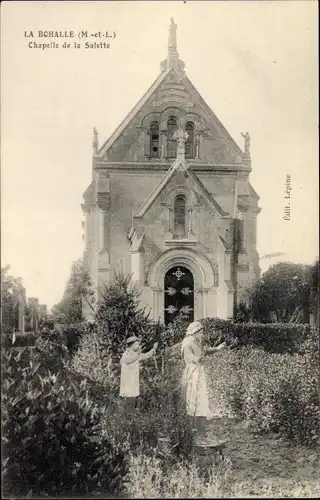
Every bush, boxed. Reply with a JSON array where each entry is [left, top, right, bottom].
[[202, 318, 319, 354], [34, 329, 70, 373], [71, 293, 189, 395], [203, 347, 319, 446], [61, 322, 88, 357], [124, 452, 232, 498], [92, 344, 194, 463], [71, 329, 118, 391], [234, 301, 252, 323], [34, 323, 88, 374], [1, 332, 37, 348], [162, 312, 190, 347], [140, 366, 194, 459], [1, 347, 126, 497]]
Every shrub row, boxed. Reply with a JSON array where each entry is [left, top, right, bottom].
[[1, 332, 37, 348], [202, 318, 319, 354], [203, 347, 319, 446], [1, 322, 87, 354]]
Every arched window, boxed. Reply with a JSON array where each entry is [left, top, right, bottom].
[[167, 116, 178, 158], [185, 121, 195, 158], [150, 121, 160, 158], [174, 195, 187, 238]]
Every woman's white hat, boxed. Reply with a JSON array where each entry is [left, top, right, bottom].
[[186, 321, 203, 337]]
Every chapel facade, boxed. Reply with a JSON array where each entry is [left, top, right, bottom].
[[81, 19, 261, 324]]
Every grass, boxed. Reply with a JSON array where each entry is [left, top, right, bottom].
[[119, 414, 319, 498], [205, 417, 320, 498]]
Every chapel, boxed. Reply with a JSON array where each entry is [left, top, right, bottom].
[[81, 19, 261, 324]]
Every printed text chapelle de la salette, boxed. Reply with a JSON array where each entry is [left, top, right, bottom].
[[24, 30, 116, 49]]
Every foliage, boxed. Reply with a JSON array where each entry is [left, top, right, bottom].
[[60, 322, 89, 357], [249, 262, 314, 323], [34, 323, 88, 369], [309, 259, 320, 292], [73, 272, 192, 374], [94, 272, 152, 361], [1, 347, 126, 497], [124, 452, 231, 499], [95, 357, 194, 463], [140, 352, 194, 458], [202, 347, 320, 446], [163, 312, 190, 346], [1, 332, 36, 348], [234, 301, 252, 323], [34, 328, 70, 373], [309, 259, 320, 321], [201, 317, 318, 354], [71, 329, 119, 391], [51, 259, 92, 324], [71, 302, 188, 395], [1, 265, 24, 333]]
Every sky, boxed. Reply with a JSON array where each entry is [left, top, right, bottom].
[[1, 0, 318, 310]]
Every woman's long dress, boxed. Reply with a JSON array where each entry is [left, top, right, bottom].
[[181, 336, 211, 418]]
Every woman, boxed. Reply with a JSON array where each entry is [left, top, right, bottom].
[[181, 321, 226, 444]]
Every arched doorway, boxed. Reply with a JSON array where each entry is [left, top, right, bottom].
[[164, 266, 194, 325]]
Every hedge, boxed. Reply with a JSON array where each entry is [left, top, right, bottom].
[[1, 332, 37, 348], [201, 318, 319, 354]]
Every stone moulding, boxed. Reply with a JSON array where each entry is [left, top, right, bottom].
[[164, 239, 198, 247], [94, 162, 251, 173], [147, 247, 216, 289]]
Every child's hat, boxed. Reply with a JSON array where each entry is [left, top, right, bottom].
[[126, 335, 140, 345]]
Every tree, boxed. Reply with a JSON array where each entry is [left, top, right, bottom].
[[1, 266, 23, 332], [250, 262, 312, 323], [234, 301, 252, 323], [95, 271, 152, 360], [72, 272, 162, 388], [51, 259, 92, 324], [309, 259, 319, 324]]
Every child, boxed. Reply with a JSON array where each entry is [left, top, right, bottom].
[[120, 336, 158, 411]]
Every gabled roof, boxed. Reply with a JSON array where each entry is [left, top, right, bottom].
[[97, 69, 170, 158], [133, 157, 182, 218], [97, 19, 245, 161], [98, 66, 244, 161], [186, 169, 229, 217], [133, 158, 229, 219], [181, 73, 244, 158]]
